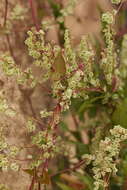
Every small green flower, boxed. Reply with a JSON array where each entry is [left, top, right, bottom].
[[111, 0, 121, 4], [9, 146, 19, 157], [26, 119, 36, 132], [102, 12, 114, 24], [0, 141, 8, 151], [11, 5, 27, 20], [10, 163, 19, 171], [5, 109, 16, 117], [40, 109, 53, 118]]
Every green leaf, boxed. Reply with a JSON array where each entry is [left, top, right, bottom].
[[76, 142, 89, 157], [47, 0, 61, 18], [23, 169, 34, 176], [71, 98, 84, 111], [52, 52, 66, 81], [112, 98, 127, 128], [71, 131, 81, 141], [56, 182, 73, 190], [88, 106, 97, 118], [76, 95, 104, 121], [78, 101, 93, 114], [60, 122, 69, 132]]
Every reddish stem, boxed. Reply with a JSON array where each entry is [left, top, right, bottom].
[[6, 34, 17, 64], [71, 111, 79, 129], [112, 76, 117, 92], [41, 104, 61, 172], [75, 87, 103, 93], [11, 158, 32, 162], [38, 182, 41, 190], [52, 159, 86, 177], [29, 176, 35, 190], [4, 0, 8, 27], [29, 0, 40, 31]]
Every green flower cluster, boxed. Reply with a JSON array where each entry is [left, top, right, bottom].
[[0, 0, 125, 182], [84, 125, 127, 190], [0, 137, 8, 152], [40, 109, 53, 118], [9, 146, 19, 158], [120, 34, 127, 79], [0, 127, 20, 172], [0, 154, 9, 172], [64, 29, 77, 70], [26, 119, 36, 133], [101, 11, 117, 85], [0, 53, 37, 87], [25, 16, 121, 113], [10, 162, 19, 171], [0, 97, 16, 117], [41, 19, 54, 31], [91, 127, 103, 153], [78, 36, 100, 87], [25, 29, 58, 84], [25, 29, 53, 69], [10, 5, 27, 21], [102, 12, 114, 24], [32, 131, 62, 160]]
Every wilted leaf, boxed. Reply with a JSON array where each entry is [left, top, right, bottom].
[[23, 169, 35, 176], [39, 171, 51, 185], [52, 52, 66, 81]]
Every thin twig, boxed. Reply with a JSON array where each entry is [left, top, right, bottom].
[[29, 168, 37, 190]]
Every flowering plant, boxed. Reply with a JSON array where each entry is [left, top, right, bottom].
[[0, 0, 127, 190]]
